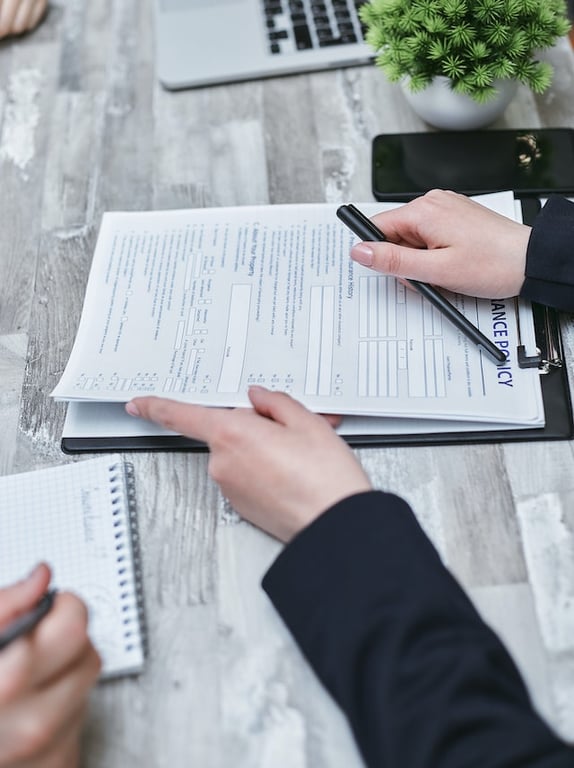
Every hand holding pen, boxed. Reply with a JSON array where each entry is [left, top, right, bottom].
[[346, 190, 530, 306], [0, 587, 56, 652], [0, 563, 100, 767], [337, 192, 532, 364]]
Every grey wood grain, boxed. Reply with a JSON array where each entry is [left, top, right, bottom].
[[469, 583, 554, 725], [1, 1, 574, 765], [0, 333, 27, 474]]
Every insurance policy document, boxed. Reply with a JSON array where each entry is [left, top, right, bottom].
[[52, 193, 544, 426]]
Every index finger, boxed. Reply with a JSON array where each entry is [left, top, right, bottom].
[[370, 199, 431, 247], [370, 189, 463, 247], [126, 396, 231, 444]]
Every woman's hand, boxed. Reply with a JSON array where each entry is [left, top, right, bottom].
[[127, 386, 372, 543], [0, 564, 101, 767], [351, 189, 531, 299]]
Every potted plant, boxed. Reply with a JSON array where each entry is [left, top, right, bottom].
[[360, 0, 571, 129]]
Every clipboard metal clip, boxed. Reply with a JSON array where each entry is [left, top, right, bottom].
[[515, 300, 563, 373], [517, 344, 544, 369]]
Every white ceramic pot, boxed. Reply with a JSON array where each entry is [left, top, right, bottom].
[[401, 77, 518, 130]]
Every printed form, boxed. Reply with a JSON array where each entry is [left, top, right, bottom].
[[52, 194, 544, 426]]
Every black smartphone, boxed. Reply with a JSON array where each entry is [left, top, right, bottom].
[[372, 128, 574, 201]]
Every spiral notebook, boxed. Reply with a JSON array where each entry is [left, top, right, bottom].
[[0, 456, 145, 678]]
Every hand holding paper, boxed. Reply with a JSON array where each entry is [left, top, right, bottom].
[[127, 387, 372, 543]]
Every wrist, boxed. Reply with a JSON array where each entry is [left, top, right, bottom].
[[285, 482, 373, 542]]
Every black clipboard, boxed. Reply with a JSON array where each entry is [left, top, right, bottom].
[[345, 302, 573, 448], [60, 199, 573, 454], [59, 301, 573, 453]]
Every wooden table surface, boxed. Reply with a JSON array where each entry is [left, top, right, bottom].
[[1, 2, 574, 766]]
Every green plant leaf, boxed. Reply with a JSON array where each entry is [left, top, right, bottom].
[[441, 54, 466, 78], [361, 0, 569, 102], [448, 22, 474, 47]]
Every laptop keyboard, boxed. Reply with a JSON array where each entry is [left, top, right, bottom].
[[263, 0, 368, 54]]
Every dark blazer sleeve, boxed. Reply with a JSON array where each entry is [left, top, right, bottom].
[[520, 196, 574, 311], [263, 491, 574, 768]]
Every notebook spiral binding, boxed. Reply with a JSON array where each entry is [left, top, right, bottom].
[[108, 461, 147, 659]]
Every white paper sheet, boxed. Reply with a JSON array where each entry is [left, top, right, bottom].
[[53, 192, 544, 427]]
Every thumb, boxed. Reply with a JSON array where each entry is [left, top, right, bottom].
[[351, 241, 448, 285], [0, 563, 51, 629]]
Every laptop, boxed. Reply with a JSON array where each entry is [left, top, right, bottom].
[[155, 0, 373, 90]]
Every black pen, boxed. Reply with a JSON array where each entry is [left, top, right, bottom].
[[0, 590, 56, 651], [337, 204, 506, 365]]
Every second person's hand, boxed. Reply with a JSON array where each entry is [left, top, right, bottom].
[[126, 387, 372, 543], [0, 563, 101, 768]]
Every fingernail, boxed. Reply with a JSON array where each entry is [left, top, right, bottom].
[[351, 243, 374, 267], [125, 401, 140, 417]]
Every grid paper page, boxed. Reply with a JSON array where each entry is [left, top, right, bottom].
[[0, 456, 144, 677]]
